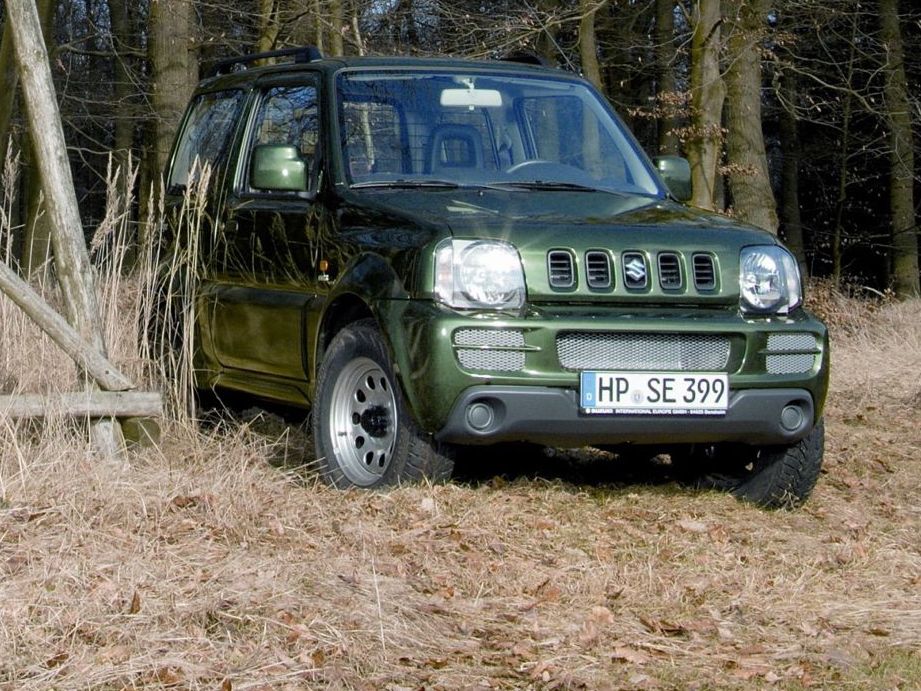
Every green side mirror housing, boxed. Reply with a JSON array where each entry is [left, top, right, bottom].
[[250, 144, 307, 192], [652, 155, 692, 202]]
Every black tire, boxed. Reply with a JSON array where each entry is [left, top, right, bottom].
[[681, 419, 825, 509], [312, 319, 454, 488]]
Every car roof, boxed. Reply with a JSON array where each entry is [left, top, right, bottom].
[[196, 52, 576, 91]]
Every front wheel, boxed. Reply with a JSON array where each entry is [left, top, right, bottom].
[[312, 320, 454, 488], [679, 419, 825, 509]]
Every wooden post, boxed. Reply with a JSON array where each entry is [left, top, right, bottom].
[[6, 0, 126, 455]]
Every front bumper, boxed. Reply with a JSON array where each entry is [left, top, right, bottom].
[[436, 386, 815, 446], [377, 300, 829, 447]]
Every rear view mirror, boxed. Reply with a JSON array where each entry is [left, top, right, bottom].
[[440, 88, 503, 108], [250, 144, 307, 192], [652, 155, 692, 202]]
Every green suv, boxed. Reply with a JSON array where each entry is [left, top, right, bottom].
[[165, 47, 829, 506]]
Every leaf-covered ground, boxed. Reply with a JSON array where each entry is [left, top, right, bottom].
[[1, 297, 920, 690]]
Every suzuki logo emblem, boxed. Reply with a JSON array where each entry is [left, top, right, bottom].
[[624, 254, 647, 287]]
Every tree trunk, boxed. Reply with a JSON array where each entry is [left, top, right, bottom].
[[328, 0, 345, 56], [0, 19, 19, 150], [257, 0, 281, 54], [19, 0, 56, 278], [108, 0, 135, 192], [778, 71, 807, 275], [879, 0, 919, 297], [724, 0, 777, 233], [144, 0, 197, 233], [579, 0, 604, 92], [687, 0, 724, 211], [655, 0, 679, 155]]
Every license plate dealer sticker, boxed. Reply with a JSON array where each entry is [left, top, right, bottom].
[[580, 372, 728, 416]]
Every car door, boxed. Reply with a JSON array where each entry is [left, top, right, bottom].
[[209, 77, 324, 388]]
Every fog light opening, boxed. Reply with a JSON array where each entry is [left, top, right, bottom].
[[780, 404, 805, 432], [466, 401, 495, 432]]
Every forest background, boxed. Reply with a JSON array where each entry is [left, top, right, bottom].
[[1, 2, 921, 689], [0, 0, 919, 296]]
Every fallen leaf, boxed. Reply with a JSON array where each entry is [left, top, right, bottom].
[[677, 519, 709, 534], [800, 621, 819, 637], [590, 605, 615, 626], [128, 590, 141, 614], [45, 652, 68, 668], [639, 615, 687, 637], [612, 645, 650, 665]]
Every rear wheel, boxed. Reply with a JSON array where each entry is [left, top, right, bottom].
[[313, 320, 454, 488], [679, 419, 825, 509]]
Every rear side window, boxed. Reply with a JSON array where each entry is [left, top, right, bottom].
[[169, 90, 244, 189]]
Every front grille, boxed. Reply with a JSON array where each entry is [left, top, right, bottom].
[[557, 333, 730, 372], [457, 349, 526, 372], [693, 254, 717, 290], [764, 332, 818, 374], [454, 328, 527, 372], [766, 354, 815, 375], [585, 251, 612, 289], [454, 328, 526, 348], [767, 333, 816, 352], [548, 250, 575, 289], [658, 253, 682, 289]]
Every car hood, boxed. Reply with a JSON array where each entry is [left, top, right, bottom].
[[347, 188, 779, 304]]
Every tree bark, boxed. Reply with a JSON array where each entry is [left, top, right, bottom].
[[108, 0, 136, 196], [687, 0, 724, 211], [579, 0, 604, 92], [10, 0, 55, 278], [257, 0, 281, 54], [724, 0, 777, 233], [879, 0, 919, 297], [145, 0, 197, 228], [0, 391, 162, 419], [655, 0, 679, 155], [328, 0, 345, 56]]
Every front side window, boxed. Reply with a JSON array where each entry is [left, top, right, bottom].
[[248, 84, 320, 187], [169, 90, 244, 189], [336, 70, 658, 195]]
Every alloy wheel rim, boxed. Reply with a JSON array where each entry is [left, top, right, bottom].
[[328, 357, 398, 485]]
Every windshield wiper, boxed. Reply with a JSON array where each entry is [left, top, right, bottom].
[[351, 178, 462, 189], [485, 180, 603, 192]]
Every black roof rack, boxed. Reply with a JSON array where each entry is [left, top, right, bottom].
[[209, 46, 323, 77]]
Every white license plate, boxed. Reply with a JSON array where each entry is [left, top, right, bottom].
[[580, 371, 728, 415]]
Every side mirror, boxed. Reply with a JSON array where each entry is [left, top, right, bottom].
[[652, 155, 692, 202], [250, 144, 308, 192]]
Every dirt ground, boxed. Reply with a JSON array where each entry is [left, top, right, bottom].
[[1, 294, 920, 690]]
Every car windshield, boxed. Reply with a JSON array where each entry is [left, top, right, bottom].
[[336, 69, 661, 196]]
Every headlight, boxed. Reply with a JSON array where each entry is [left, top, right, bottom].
[[434, 239, 525, 310], [739, 245, 802, 314]]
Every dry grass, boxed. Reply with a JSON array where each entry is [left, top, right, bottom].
[[1, 172, 921, 688]]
